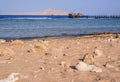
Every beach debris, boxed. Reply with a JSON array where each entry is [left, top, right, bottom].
[[0, 39, 6, 43], [75, 61, 102, 73], [0, 73, 19, 82], [83, 53, 94, 64], [94, 49, 103, 57], [10, 40, 24, 45]]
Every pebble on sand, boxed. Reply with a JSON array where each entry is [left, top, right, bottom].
[[75, 61, 102, 73], [0, 73, 19, 82], [83, 53, 94, 64], [94, 49, 104, 57], [0, 39, 6, 43]]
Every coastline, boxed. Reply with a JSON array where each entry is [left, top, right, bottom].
[[0, 32, 119, 41], [0, 32, 120, 41], [0, 33, 120, 82]]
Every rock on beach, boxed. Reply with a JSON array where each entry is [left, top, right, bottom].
[[75, 61, 102, 73]]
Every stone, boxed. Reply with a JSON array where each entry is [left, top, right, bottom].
[[0, 39, 6, 43], [94, 49, 103, 57], [105, 63, 115, 68], [28, 42, 47, 52], [108, 36, 113, 42], [115, 34, 119, 38], [40, 66, 45, 70], [0, 73, 19, 82], [75, 61, 102, 73], [105, 63, 120, 71], [33, 40, 49, 46], [34, 40, 49, 50], [107, 36, 118, 42], [63, 54, 67, 56], [33, 43, 46, 51], [45, 53, 52, 56], [59, 61, 66, 67], [83, 53, 94, 64]]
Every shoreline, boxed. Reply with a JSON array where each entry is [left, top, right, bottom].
[[0, 32, 120, 41]]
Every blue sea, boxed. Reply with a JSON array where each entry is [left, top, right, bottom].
[[0, 15, 120, 39]]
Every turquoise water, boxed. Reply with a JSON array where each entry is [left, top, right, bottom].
[[0, 16, 120, 39]]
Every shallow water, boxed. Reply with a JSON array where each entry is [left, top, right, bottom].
[[0, 16, 120, 39]]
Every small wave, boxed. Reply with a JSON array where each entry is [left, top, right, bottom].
[[0, 17, 52, 20], [78, 18, 95, 19]]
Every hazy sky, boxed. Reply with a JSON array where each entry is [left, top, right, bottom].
[[0, 0, 120, 15]]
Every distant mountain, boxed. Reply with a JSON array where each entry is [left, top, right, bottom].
[[14, 8, 68, 15], [35, 9, 68, 15]]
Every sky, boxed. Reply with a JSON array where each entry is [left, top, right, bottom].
[[0, 0, 120, 15]]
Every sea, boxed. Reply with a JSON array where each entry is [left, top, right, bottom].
[[0, 15, 120, 39]]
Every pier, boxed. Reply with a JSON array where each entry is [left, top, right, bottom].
[[80, 15, 120, 19], [68, 13, 120, 18]]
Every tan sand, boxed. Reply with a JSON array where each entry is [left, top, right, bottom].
[[0, 34, 120, 82]]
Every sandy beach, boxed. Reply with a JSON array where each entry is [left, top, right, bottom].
[[0, 33, 120, 82]]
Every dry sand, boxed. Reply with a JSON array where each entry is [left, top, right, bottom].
[[0, 34, 120, 82]]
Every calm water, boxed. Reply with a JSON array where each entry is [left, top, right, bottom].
[[0, 15, 120, 39]]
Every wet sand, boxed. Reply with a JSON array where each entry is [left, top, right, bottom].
[[0, 34, 120, 82]]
